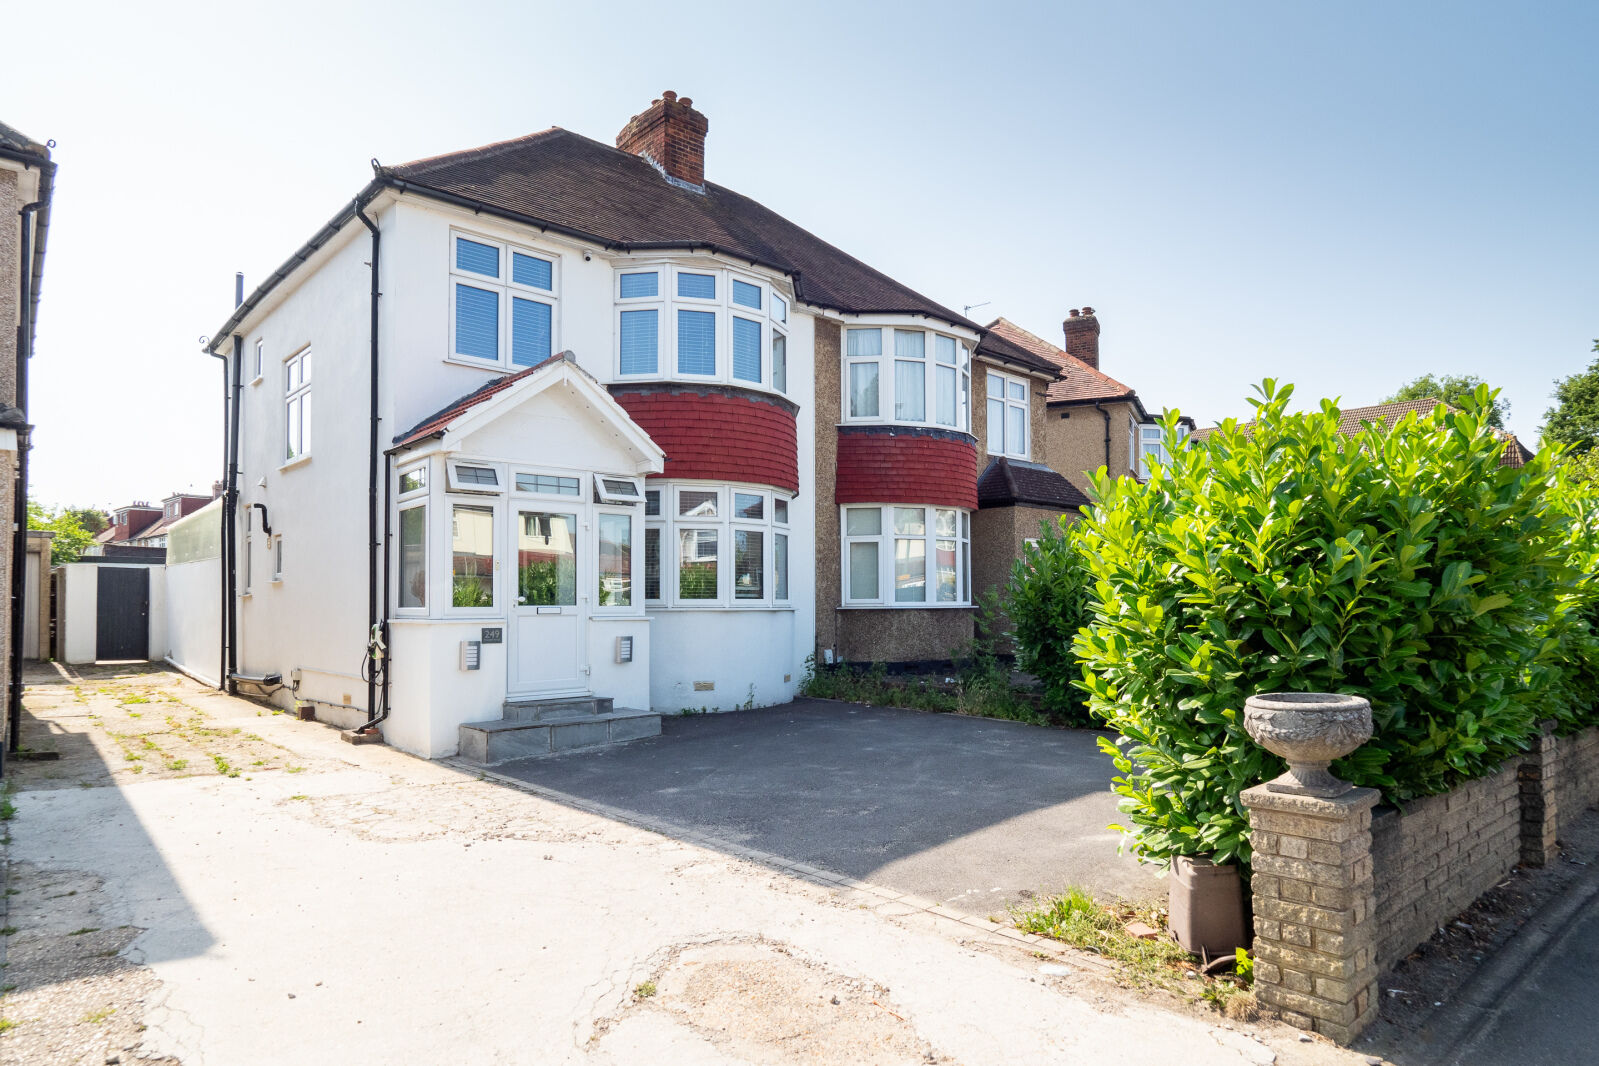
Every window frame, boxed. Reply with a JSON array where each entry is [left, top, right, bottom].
[[397, 500, 428, 613], [446, 461, 504, 494], [840, 503, 972, 608], [613, 263, 789, 395], [446, 497, 499, 616], [447, 229, 561, 372], [842, 325, 973, 434], [283, 346, 312, 464], [643, 481, 794, 608], [986, 369, 1031, 460]]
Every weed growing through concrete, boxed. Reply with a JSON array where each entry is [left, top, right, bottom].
[[80, 1007, 115, 1024], [633, 981, 657, 998], [0, 779, 16, 821], [67, 928, 99, 936], [0, 1018, 14, 1034], [1011, 887, 1253, 1012], [0, 927, 18, 937], [166, 759, 187, 772]]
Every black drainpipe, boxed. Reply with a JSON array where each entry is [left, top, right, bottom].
[[7, 190, 48, 758], [224, 327, 243, 694], [1094, 400, 1112, 472], [355, 206, 388, 731]]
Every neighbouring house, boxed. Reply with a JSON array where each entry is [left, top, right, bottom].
[[185, 91, 1102, 761], [1, 120, 53, 764], [89, 491, 217, 556], [966, 308, 1193, 603], [1188, 398, 1536, 465]]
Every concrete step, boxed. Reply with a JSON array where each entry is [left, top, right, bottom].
[[502, 696, 615, 723], [458, 708, 659, 765]]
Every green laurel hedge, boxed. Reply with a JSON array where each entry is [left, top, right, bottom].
[[1061, 381, 1599, 868]]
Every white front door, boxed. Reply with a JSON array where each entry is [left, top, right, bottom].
[[507, 506, 588, 698]]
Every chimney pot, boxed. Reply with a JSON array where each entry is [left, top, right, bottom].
[[616, 91, 710, 189]]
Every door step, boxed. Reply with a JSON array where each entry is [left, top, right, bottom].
[[458, 707, 659, 765], [502, 696, 615, 723]]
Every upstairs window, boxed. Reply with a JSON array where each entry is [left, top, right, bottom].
[[615, 265, 788, 394], [986, 371, 1029, 459], [450, 231, 558, 370], [1137, 422, 1186, 478], [284, 348, 312, 462], [845, 326, 971, 432]]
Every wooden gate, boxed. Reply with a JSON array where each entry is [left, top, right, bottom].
[[95, 567, 149, 661]]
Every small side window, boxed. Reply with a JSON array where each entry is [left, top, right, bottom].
[[447, 463, 502, 494]]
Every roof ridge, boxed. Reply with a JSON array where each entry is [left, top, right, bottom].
[[393, 126, 567, 176]]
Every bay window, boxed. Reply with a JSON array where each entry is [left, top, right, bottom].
[[450, 231, 558, 370], [986, 370, 1029, 459], [845, 326, 972, 432], [643, 483, 793, 608], [616, 265, 789, 394], [842, 505, 972, 607]]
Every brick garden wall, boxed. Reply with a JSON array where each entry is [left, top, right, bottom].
[[1369, 764, 1522, 971], [1557, 727, 1599, 835]]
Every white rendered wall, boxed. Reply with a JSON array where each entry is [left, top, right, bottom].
[[649, 610, 796, 712], [165, 557, 222, 687]]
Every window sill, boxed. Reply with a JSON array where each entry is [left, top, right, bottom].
[[590, 613, 651, 622], [646, 603, 795, 612], [279, 455, 312, 473], [837, 421, 977, 439], [836, 603, 976, 611], [444, 356, 531, 374]]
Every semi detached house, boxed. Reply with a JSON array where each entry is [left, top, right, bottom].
[[196, 92, 1111, 760]]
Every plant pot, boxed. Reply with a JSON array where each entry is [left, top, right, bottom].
[[1243, 692, 1373, 798], [1168, 854, 1250, 957]]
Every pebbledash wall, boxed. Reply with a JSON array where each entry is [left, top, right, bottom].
[[1245, 722, 1599, 1043]]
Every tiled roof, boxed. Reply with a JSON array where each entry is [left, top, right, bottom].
[[0, 120, 48, 157], [971, 329, 1063, 376], [388, 128, 976, 326], [981, 318, 1137, 404], [1189, 398, 1534, 467], [976, 457, 1091, 511], [392, 352, 569, 448]]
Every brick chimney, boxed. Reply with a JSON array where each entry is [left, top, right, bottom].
[[1063, 307, 1101, 370], [616, 91, 709, 190]]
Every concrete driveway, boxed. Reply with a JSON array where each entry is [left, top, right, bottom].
[[491, 699, 1162, 911]]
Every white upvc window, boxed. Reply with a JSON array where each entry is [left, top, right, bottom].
[[253, 339, 264, 382], [642, 482, 794, 608], [986, 370, 1029, 459], [271, 535, 284, 582], [1137, 421, 1187, 478], [1128, 417, 1138, 477], [614, 264, 789, 394], [841, 505, 971, 607], [450, 230, 559, 370], [284, 347, 312, 462], [845, 326, 972, 432], [448, 500, 497, 612], [447, 462, 503, 494]]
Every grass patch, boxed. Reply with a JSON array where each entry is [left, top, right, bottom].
[[80, 1006, 115, 1024], [166, 759, 188, 772], [68, 927, 99, 936], [0, 1017, 14, 1033], [0, 779, 16, 822], [633, 981, 657, 998], [801, 660, 1056, 727], [1011, 887, 1252, 1010], [211, 755, 240, 778]]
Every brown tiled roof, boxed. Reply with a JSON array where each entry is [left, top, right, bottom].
[[1189, 398, 1534, 467], [971, 329, 1063, 377], [981, 318, 1137, 404], [976, 457, 1091, 511], [392, 352, 569, 448], [388, 128, 976, 326]]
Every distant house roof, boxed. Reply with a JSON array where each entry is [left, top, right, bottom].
[[976, 457, 1091, 511], [980, 318, 1138, 406], [0, 120, 49, 158], [1189, 398, 1534, 467]]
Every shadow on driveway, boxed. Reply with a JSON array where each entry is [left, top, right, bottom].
[[492, 699, 1163, 911]]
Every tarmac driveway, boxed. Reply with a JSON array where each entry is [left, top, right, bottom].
[[493, 699, 1163, 911]]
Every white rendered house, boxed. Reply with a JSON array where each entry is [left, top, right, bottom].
[[192, 92, 1069, 759]]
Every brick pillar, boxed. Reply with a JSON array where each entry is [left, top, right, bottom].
[[1241, 785, 1381, 1044], [1519, 721, 1561, 867]]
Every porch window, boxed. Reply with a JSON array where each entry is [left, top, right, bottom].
[[517, 511, 577, 606], [842, 504, 971, 607], [644, 527, 662, 601], [285, 348, 312, 462], [451, 504, 495, 608], [597, 513, 632, 608], [449, 463, 502, 493], [399, 504, 426, 609], [449, 231, 558, 370]]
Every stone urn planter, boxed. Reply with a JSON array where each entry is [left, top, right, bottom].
[[1243, 692, 1374, 797]]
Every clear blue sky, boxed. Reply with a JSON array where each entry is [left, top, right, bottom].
[[7, 0, 1595, 509]]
